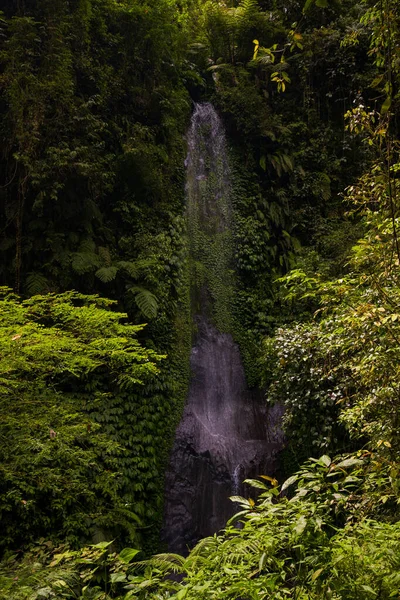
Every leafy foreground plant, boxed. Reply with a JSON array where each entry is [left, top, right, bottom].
[[0, 540, 140, 600], [132, 454, 400, 600], [0, 288, 163, 553], [2, 453, 400, 599]]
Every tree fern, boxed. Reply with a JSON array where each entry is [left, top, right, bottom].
[[71, 239, 100, 275], [98, 246, 112, 266], [117, 261, 140, 279], [95, 266, 118, 283], [25, 272, 51, 295], [128, 286, 158, 319]]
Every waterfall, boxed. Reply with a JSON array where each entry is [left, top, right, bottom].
[[162, 103, 284, 554]]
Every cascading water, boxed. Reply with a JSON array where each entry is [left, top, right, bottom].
[[162, 103, 284, 554]]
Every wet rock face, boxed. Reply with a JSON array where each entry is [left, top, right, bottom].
[[162, 103, 284, 555], [162, 320, 284, 554]]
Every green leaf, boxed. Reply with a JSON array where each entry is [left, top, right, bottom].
[[119, 548, 141, 564], [110, 573, 128, 583], [294, 515, 307, 535], [259, 552, 267, 571], [281, 474, 298, 491], [53, 580, 68, 588], [381, 96, 391, 115], [226, 510, 249, 525], [371, 74, 384, 88], [253, 39, 259, 60], [229, 495, 254, 508], [303, 0, 314, 13], [319, 455, 332, 467], [311, 568, 324, 581], [91, 541, 113, 549], [243, 478, 269, 490], [336, 458, 364, 469], [360, 585, 377, 596]]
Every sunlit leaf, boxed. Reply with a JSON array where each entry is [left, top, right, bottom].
[[281, 474, 299, 491]]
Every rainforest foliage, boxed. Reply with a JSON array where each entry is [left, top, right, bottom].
[[1, 0, 400, 598], [1, 0, 195, 554], [0, 289, 163, 551]]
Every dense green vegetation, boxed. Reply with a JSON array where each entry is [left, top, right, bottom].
[[1, 0, 400, 597], [1, 0, 195, 554], [0, 289, 165, 552]]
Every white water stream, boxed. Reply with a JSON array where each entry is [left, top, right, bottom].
[[162, 104, 284, 554]]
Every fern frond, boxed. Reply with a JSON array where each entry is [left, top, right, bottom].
[[149, 553, 186, 574], [95, 266, 118, 283], [132, 553, 186, 575], [239, 0, 259, 12], [71, 239, 100, 274], [237, 0, 259, 21], [98, 246, 112, 266], [119, 258, 157, 281], [77, 239, 96, 254], [224, 537, 261, 560], [128, 286, 158, 319], [190, 535, 220, 556], [117, 261, 140, 279], [25, 272, 51, 295], [135, 258, 158, 271]]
